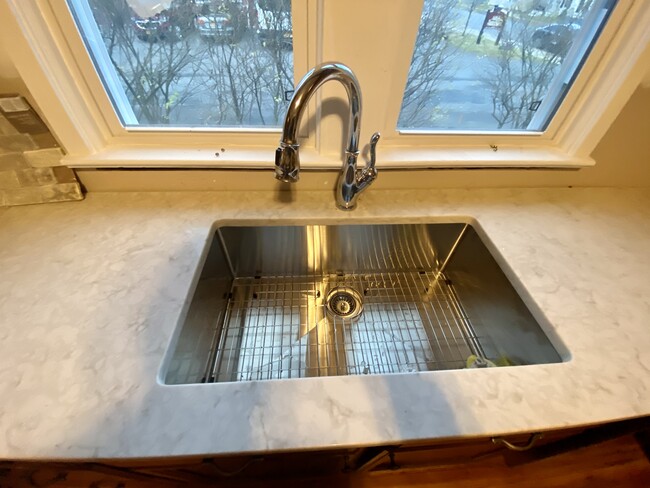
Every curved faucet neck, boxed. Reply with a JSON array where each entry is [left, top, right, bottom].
[[281, 63, 361, 154], [275, 62, 379, 210]]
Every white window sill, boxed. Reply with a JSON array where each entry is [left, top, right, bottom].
[[62, 145, 594, 169]]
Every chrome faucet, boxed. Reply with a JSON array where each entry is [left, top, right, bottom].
[[275, 62, 380, 210]]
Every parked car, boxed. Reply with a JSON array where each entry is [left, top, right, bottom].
[[194, 0, 248, 42], [132, 18, 162, 42], [194, 12, 235, 40], [532, 23, 580, 55], [132, 12, 185, 42], [255, 0, 292, 50]]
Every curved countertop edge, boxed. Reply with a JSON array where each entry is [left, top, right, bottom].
[[0, 187, 649, 460]]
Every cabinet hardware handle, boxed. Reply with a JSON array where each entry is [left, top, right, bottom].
[[492, 433, 543, 451]]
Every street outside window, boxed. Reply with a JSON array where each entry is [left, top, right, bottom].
[[71, 0, 293, 127], [398, 0, 616, 131]]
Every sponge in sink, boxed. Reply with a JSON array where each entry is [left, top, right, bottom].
[[465, 355, 497, 368]]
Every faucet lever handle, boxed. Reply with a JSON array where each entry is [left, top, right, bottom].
[[368, 132, 380, 170], [366, 132, 380, 172], [355, 132, 380, 190]]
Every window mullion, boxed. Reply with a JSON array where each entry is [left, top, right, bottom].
[[315, 0, 424, 160]]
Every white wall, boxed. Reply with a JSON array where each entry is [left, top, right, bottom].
[[0, 33, 18, 79], [0, 29, 42, 117]]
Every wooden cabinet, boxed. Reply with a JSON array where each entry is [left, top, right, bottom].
[[1, 418, 648, 487]]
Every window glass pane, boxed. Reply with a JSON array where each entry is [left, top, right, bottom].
[[398, 0, 616, 131], [68, 0, 293, 127]]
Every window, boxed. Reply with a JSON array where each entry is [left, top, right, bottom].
[[398, 0, 616, 132], [1, 0, 648, 168], [70, 0, 295, 127]]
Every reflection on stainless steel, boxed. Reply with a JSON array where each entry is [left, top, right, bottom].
[[274, 62, 380, 210], [436, 223, 469, 279], [164, 223, 562, 384], [217, 224, 442, 277]]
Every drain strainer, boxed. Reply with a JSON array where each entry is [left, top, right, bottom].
[[326, 287, 363, 320]]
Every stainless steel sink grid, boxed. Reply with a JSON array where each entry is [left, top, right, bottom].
[[164, 223, 563, 384]]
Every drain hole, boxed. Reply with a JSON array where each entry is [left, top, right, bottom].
[[331, 294, 355, 315], [326, 287, 363, 320]]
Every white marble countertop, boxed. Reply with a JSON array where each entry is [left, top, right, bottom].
[[1, 187, 649, 460]]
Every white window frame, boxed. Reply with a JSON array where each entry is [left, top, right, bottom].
[[0, 0, 648, 170]]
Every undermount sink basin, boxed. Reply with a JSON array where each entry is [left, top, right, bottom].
[[162, 222, 563, 384]]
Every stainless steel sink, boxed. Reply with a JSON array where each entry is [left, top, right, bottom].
[[163, 222, 563, 384]]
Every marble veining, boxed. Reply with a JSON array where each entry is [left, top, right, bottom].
[[0, 188, 649, 459]]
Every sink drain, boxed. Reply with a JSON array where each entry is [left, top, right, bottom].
[[326, 287, 363, 320]]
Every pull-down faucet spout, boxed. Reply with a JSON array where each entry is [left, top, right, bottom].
[[274, 62, 380, 210]]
